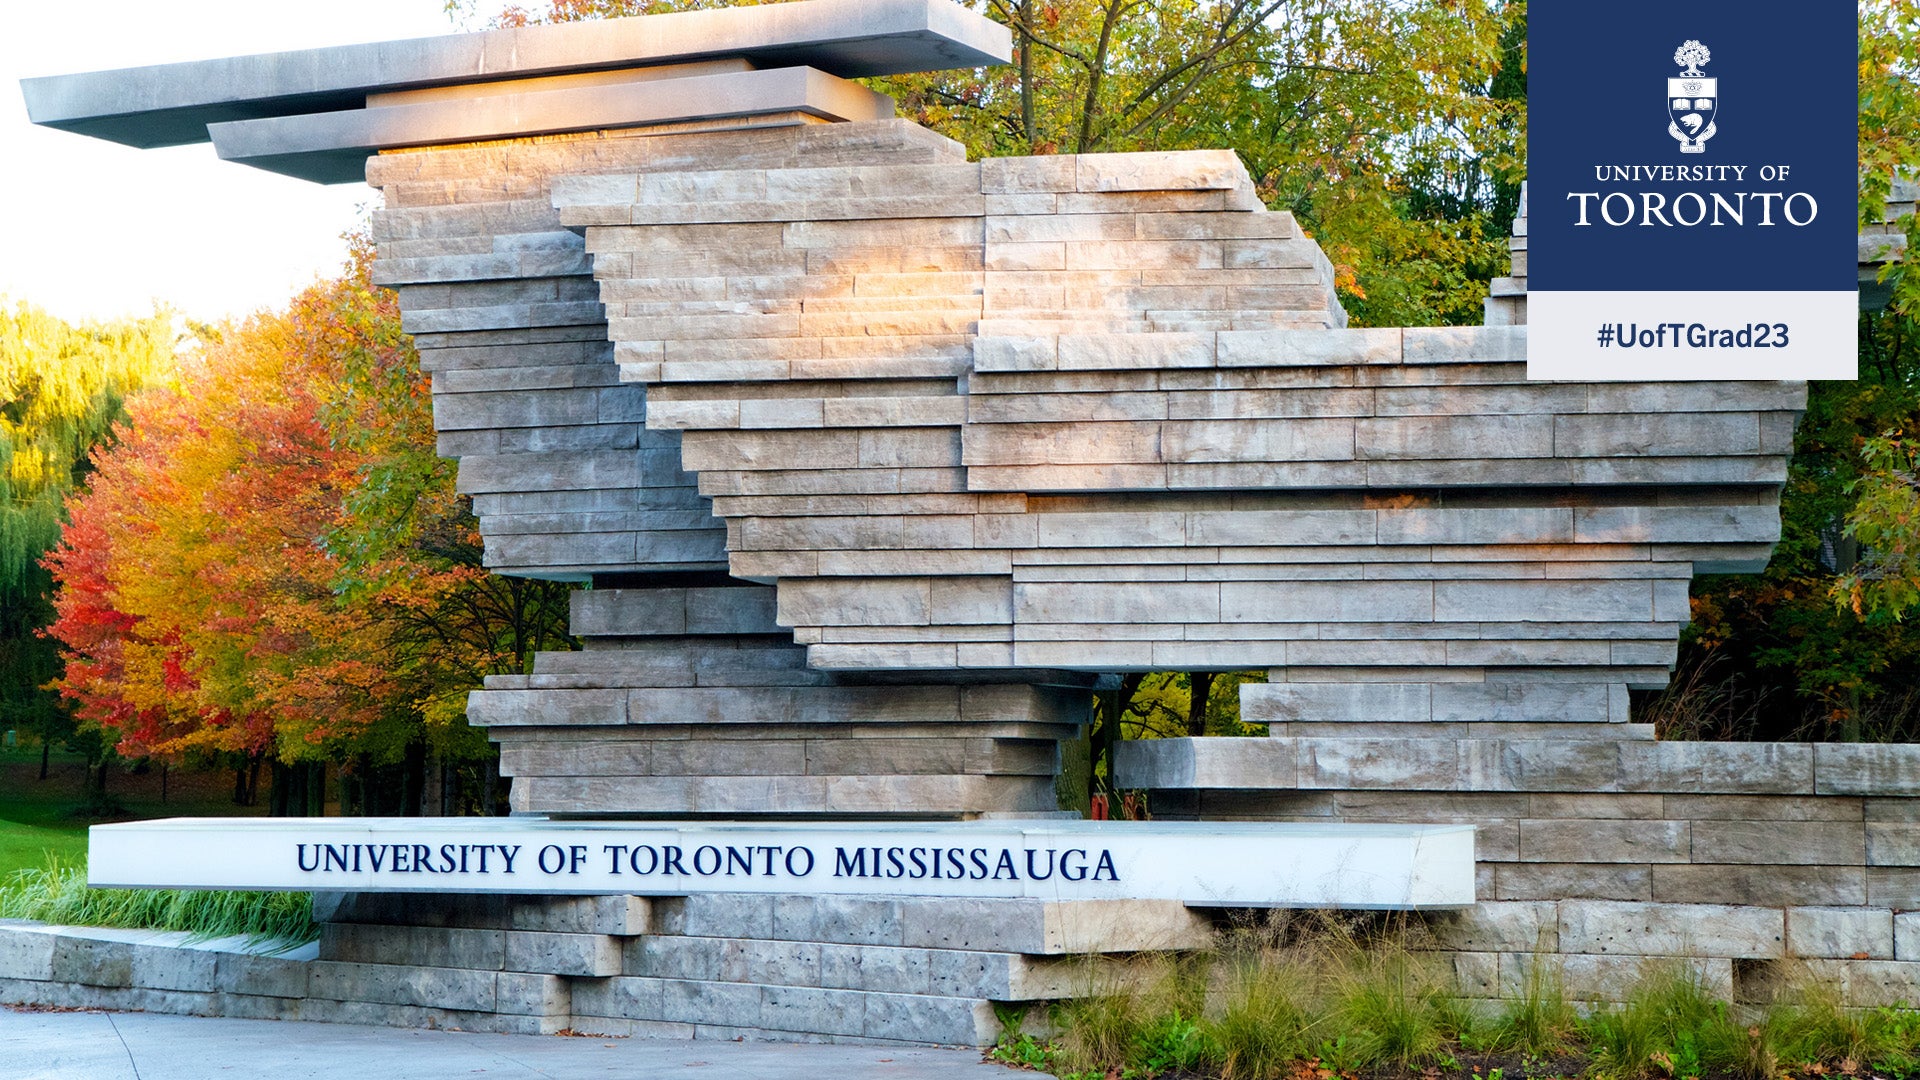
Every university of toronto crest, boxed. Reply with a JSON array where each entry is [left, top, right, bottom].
[[1668, 39, 1717, 154]]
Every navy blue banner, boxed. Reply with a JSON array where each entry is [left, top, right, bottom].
[[1529, 2, 1857, 294]]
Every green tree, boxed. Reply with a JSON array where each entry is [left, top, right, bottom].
[[1659, 3, 1920, 740], [0, 302, 176, 780]]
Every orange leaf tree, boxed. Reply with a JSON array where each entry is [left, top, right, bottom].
[[45, 239, 572, 807]]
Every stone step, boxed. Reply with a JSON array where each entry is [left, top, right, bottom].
[[657, 893, 1214, 954], [569, 975, 998, 1045], [626, 934, 1092, 1000]]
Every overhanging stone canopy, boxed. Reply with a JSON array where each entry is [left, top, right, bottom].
[[21, 0, 1007, 181]]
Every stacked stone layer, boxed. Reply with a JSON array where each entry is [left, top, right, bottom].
[[375, 122, 1093, 819], [535, 144, 1798, 745], [1, 894, 1212, 1045], [1117, 735, 1920, 999]]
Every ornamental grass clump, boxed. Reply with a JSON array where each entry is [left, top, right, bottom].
[[1051, 953, 1217, 1076], [1209, 949, 1321, 1079], [0, 860, 316, 946], [1763, 974, 1920, 1075], [1487, 954, 1579, 1057], [1580, 962, 1747, 1080]]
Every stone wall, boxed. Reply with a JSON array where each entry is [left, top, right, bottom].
[[373, 122, 1808, 821], [1118, 734, 1920, 999], [0, 894, 1211, 1045]]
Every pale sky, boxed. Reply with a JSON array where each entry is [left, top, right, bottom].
[[2, 1, 469, 325]]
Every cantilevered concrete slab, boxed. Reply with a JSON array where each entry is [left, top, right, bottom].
[[19, 0, 1009, 149], [209, 65, 897, 183]]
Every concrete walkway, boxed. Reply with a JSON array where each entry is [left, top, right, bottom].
[[0, 1007, 1041, 1080]]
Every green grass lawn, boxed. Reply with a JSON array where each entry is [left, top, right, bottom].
[[0, 744, 267, 876], [0, 818, 87, 875]]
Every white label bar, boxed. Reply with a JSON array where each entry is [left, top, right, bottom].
[[1528, 290, 1857, 381], [89, 817, 1476, 910]]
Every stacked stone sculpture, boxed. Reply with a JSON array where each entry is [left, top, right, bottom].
[[19, 0, 1920, 1043]]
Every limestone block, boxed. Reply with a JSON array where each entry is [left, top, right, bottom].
[[1574, 505, 1780, 545], [1428, 902, 1559, 952], [1493, 863, 1653, 903], [1558, 901, 1783, 960], [1689, 820, 1866, 865], [1519, 819, 1689, 863], [863, 991, 997, 1046], [1376, 507, 1575, 545], [1298, 738, 1462, 791], [1358, 415, 1554, 461], [1244, 682, 1432, 724], [218, 951, 312, 999], [658, 977, 765, 1027], [505, 931, 621, 977], [1056, 332, 1215, 370], [1867, 824, 1920, 866], [1435, 580, 1652, 624], [1553, 412, 1760, 457], [468, 688, 628, 727], [1431, 682, 1615, 725], [1221, 581, 1432, 624], [981, 155, 1076, 194], [1786, 907, 1894, 960], [496, 971, 570, 1017], [50, 936, 135, 988], [1075, 150, 1249, 193], [1775, 959, 1920, 1008], [760, 983, 867, 1039], [1503, 953, 1733, 1003], [1216, 328, 1399, 366], [1655, 865, 1866, 908], [1400, 326, 1527, 364], [1162, 418, 1358, 463], [1816, 744, 1920, 796], [1666, 794, 1863, 821], [1895, 912, 1920, 961], [308, 961, 496, 1012], [1185, 509, 1376, 547], [662, 894, 777, 939], [0, 929, 55, 981]]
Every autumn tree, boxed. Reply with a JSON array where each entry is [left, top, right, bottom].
[[45, 240, 572, 815], [0, 302, 176, 789]]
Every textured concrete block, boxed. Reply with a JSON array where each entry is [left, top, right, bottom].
[[1690, 820, 1866, 865], [1895, 912, 1920, 961], [1786, 907, 1894, 960], [1494, 863, 1652, 903], [505, 931, 621, 976], [1428, 902, 1558, 952], [1519, 819, 1689, 863], [131, 944, 219, 993], [1504, 953, 1733, 1004], [50, 936, 135, 988], [1558, 901, 1783, 959], [0, 929, 56, 982]]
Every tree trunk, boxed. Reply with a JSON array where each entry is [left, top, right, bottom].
[[38, 741, 49, 781], [1186, 672, 1219, 737], [403, 741, 428, 817], [1017, 1, 1035, 147]]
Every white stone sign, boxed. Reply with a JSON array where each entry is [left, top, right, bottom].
[[90, 818, 1475, 909]]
